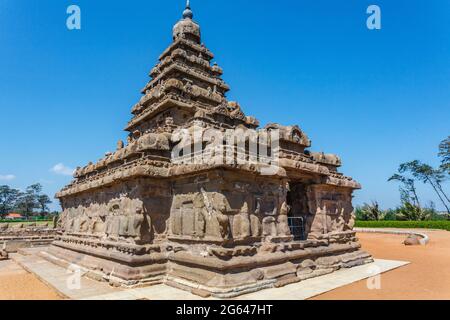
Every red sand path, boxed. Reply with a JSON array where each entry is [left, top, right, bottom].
[[0, 259, 61, 300], [313, 230, 450, 300]]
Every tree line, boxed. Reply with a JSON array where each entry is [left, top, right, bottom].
[[0, 183, 53, 218], [357, 136, 450, 221]]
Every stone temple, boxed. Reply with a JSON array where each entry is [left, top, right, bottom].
[[47, 2, 372, 298]]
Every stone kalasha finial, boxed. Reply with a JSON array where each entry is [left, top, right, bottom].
[[183, 0, 193, 19]]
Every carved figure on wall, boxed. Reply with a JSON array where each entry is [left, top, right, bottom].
[[76, 214, 89, 233], [262, 216, 277, 237], [307, 207, 326, 237], [232, 202, 251, 240], [125, 207, 145, 240], [194, 208, 206, 237], [249, 213, 260, 237], [345, 211, 356, 231], [214, 198, 230, 240], [332, 213, 345, 233], [248, 199, 262, 237], [105, 203, 121, 240], [277, 201, 291, 237]]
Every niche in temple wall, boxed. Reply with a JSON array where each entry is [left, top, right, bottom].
[[306, 185, 355, 235], [169, 192, 232, 241]]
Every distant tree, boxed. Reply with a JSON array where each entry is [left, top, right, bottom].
[[15, 183, 43, 218], [0, 185, 20, 217], [357, 201, 386, 221], [383, 208, 398, 221], [388, 173, 421, 208], [399, 161, 450, 215], [27, 183, 43, 196], [432, 169, 450, 206], [439, 136, 450, 174], [395, 201, 433, 221], [37, 194, 52, 216]]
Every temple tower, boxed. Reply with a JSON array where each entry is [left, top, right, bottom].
[[48, 1, 372, 298]]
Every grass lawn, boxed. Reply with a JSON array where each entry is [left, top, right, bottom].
[[356, 220, 450, 231]]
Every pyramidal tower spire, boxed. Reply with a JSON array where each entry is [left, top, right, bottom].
[[124, 1, 260, 135]]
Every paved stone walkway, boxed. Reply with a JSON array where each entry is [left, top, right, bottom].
[[237, 259, 408, 300], [12, 247, 409, 300], [11, 248, 120, 300]]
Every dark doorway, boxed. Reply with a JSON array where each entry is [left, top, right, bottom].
[[287, 182, 309, 241]]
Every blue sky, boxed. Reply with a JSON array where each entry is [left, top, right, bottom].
[[0, 0, 449, 211]]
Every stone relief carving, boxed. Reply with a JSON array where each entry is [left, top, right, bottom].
[[58, 187, 150, 244], [232, 203, 251, 240], [277, 202, 291, 237]]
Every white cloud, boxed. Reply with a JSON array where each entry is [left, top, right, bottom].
[[50, 163, 75, 176], [0, 174, 15, 181]]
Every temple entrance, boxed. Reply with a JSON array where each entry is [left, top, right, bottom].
[[287, 182, 310, 241]]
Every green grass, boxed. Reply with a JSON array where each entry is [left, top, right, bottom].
[[356, 220, 450, 231]]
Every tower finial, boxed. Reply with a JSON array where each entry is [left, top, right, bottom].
[[183, 0, 193, 19]]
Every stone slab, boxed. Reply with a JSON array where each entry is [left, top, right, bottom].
[[236, 258, 409, 300], [12, 247, 409, 300], [11, 248, 121, 300]]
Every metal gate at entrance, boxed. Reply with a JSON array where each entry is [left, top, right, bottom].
[[288, 216, 306, 241]]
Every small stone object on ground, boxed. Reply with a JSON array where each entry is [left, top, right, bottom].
[[404, 234, 421, 246]]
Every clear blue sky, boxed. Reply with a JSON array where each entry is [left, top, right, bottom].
[[0, 0, 449, 211]]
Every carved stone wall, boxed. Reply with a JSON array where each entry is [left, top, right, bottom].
[[168, 171, 291, 245], [306, 185, 355, 239], [58, 179, 171, 245]]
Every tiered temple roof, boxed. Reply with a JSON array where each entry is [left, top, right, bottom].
[[57, 2, 360, 198]]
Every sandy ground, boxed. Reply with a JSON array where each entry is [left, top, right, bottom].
[[313, 229, 450, 300], [0, 229, 449, 300], [0, 260, 61, 300]]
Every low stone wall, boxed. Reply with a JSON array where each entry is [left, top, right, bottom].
[[355, 227, 429, 245], [0, 223, 59, 253]]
